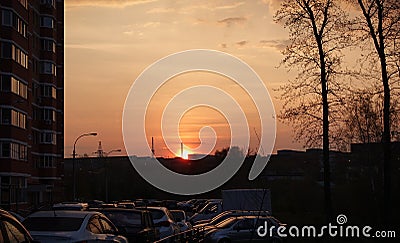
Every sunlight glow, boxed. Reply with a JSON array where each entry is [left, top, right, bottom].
[[176, 147, 192, 160]]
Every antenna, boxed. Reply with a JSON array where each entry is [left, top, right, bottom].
[[151, 137, 155, 157], [181, 143, 183, 158], [97, 141, 104, 157]]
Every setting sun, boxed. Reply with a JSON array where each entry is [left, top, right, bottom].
[[176, 147, 192, 160]]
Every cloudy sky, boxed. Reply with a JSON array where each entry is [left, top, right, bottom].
[[64, 0, 302, 158]]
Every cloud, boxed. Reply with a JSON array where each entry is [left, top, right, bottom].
[[66, 0, 157, 8], [217, 17, 247, 27], [259, 39, 290, 51], [215, 2, 245, 10], [236, 40, 248, 47], [143, 21, 161, 28], [146, 7, 175, 14]]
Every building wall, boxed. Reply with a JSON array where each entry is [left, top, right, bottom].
[[0, 0, 63, 210]]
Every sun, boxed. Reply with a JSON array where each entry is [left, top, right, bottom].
[[176, 147, 191, 160]]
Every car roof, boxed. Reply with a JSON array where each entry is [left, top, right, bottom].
[[27, 210, 100, 219], [170, 209, 184, 213], [138, 206, 167, 211], [96, 208, 145, 213]]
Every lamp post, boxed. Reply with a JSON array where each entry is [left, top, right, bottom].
[[104, 149, 121, 202], [72, 132, 97, 200]]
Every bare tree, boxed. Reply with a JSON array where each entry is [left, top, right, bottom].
[[275, 0, 351, 221], [343, 86, 400, 144], [350, 0, 400, 224]]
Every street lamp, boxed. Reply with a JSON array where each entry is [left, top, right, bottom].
[[104, 149, 121, 202], [72, 132, 97, 200]]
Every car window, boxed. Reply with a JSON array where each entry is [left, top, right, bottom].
[[99, 217, 116, 234], [143, 214, 150, 227], [3, 220, 28, 242], [235, 219, 254, 230], [171, 211, 184, 222], [149, 210, 165, 220], [23, 217, 83, 231], [103, 211, 142, 226], [146, 213, 154, 227], [87, 216, 103, 234]]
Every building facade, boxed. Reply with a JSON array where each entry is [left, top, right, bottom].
[[0, 0, 63, 209]]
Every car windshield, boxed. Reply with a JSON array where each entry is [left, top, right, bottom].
[[171, 211, 184, 222], [102, 211, 141, 226], [214, 217, 237, 229], [148, 210, 165, 220], [23, 217, 83, 231]]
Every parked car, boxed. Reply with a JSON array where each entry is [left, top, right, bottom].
[[194, 210, 271, 228], [0, 209, 37, 242], [101, 203, 118, 208], [8, 210, 25, 222], [117, 200, 136, 209], [170, 210, 192, 232], [160, 200, 179, 210], [52, 202, 88, 211], [97, 208, 159, 242], [137, 206, 180, 239], [204, 216, 284, 243], [22, 210, 128, 243], [87, 200, 105, 208], [190, 200, 223, 223]]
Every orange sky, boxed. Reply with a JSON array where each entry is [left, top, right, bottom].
[[64, 0, 303, 158]]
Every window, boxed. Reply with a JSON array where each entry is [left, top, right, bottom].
[[23, 217, 84, 231], [1, 42, 12, 58], [19, 145, 27, 161], [40, 61, 56, 75], [3, 43, 29, 68], [40, 16, 54, 28], [1, 143, 10, 157], [10, 109, 24, 128], [87, 217, 102, 234], [0, 108, 26, 129], [40, 131, 56, 145], [235, 219, 254, 230], [37, 155, 56, 168], [2, 10, 12, 26], [41, 85, 57, 99], [40, 0, 55, 8], [10, 143, 19, 160], [43, 108, 56, 122], [0, 75, 11, 91], [41, 39, 56, 52], [0, 142, 27, 161], [99, 218, 115, 233], [0, 109, 11, 124], [1, 75, 27, 98], [11, 77, 27, 98], [12, 45, 28, 68], [32, 58, 39, 74], [1, 10, 27, 37]]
